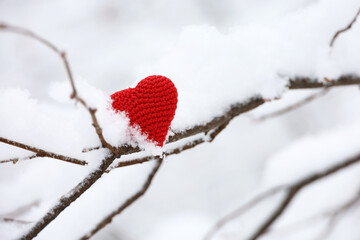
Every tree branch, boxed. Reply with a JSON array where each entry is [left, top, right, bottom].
[[0, 154, 37, 164], [289, 75, 360, 89], [107, 122, 230, 172], [314, 187, 360, 240], [254, 88, 330, 122], [330, 8, 360, 47], [80, 158, 163, 240], [108, 74, 360, 171], [0, 22, 117, 155], [1, 218, 32, 225], [205, 151, 360, 240], [248, 152, 360, 240], [81, 123, 232, 238], [108, 137, 205, 171], [204, 186, 285, 240], [20, 150, 120, 240], [2, 22, 360, 240], [1, 200, 40, 218], [0, 137, 86, 166], [259, 186, 360, 238]]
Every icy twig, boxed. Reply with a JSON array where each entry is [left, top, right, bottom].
[[330, 8, 360, 47], [0, 137, 86, 166], [80, 158, 164, 239], [204, 151, 360, 240]]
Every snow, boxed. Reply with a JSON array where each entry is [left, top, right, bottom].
[[1, 0, 360, 239]]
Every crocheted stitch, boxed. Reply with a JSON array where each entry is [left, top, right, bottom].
[[111, 75, 178, 146]]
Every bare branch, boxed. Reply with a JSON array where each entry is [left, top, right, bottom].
[[0, 218, 32, 225], [330, 8, 360, 47], [205, 151, 360, 240], [0, 137, 86, 166], [1, 200, 40, 218], [248, 152, 360, 240], [0, 201, 39, 225], [80, 158, 163, 240], [262, 186, 360, 238], [314, 187, 360, 240], [255, 88, 330, 122], [0, 23, 117, 155], [204, 186, 285, 240]]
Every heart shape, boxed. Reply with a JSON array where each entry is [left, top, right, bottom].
[[111, 75, 178, 146]]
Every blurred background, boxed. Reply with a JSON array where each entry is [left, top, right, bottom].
[[1, 0, 360, 239]]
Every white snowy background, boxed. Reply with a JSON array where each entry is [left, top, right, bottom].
[[1, 0, 360, 239]]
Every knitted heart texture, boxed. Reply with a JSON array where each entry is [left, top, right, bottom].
[[111, 75, 178, 146]]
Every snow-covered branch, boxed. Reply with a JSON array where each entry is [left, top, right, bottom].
[[1, 18, 360, 240], [0, 22, 118, 155]]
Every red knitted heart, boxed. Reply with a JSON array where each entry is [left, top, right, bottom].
[[111, 75, 178, 146]]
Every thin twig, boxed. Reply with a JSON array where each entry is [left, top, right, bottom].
[[330, 8, 360, 47], [1, 218, 32, 225], [80, 158, 164, 240], [204, 186, 285, 240], [108, 138, 205, 171], [0, 200, 40, 218], [0, 137, 86, 166], [248, 152, 360, 240], [205, 151, 360, 240], [0, 23, 117, 155], [314, 187, 360, 240], [107, 123, 230, 172], [0, 154, 37, 164], [256, 186, 360, 238], [82, 146, 101, 153], [255, 88, 330, 122]]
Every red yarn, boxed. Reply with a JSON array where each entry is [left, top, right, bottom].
[[111, 75, 178, 146]]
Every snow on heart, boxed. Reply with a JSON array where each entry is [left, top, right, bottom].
[[111, 75, 178, 147]]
